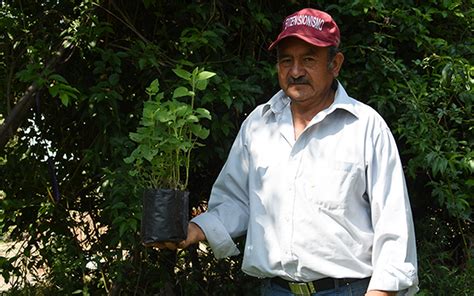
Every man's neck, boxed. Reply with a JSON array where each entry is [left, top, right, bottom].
[[290, 90, 335, 140]]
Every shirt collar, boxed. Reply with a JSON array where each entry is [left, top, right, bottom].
[[261, 90, 290, 117], [262, 81, 360, 119], [329, 81, 360, 119]]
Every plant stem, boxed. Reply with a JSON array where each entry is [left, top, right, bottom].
[[175, 148, 180, 189], [183, 76, 197, 189], [184, 141, 193, 190], [190, 75, 195, 109]]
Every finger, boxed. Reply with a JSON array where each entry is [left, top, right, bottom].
[[156, 242, 167, 249], [177, 240, 187, 249], [149, 242, 165, 249], [164, 242, 178, 250], [150, 242, 176, 250]]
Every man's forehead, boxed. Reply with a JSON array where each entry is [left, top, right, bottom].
[[277, 38, 323, 55]]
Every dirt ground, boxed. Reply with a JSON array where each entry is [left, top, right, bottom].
[[0, 240, 16, 291], [0, 240, 38, 292]]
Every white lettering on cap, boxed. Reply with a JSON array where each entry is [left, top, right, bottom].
[[284, 15, 325, 31]]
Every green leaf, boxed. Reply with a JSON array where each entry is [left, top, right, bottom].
[[59, 93, 70, 106], [146, 79, 159, 96], [195, 79, 208, 91], [155, 92, 164, 101], [155, 109, 175, 122], [187, 115, 199, 123], [195, 108, 211, 120], [48, 84, 60, 97], [123, 156, 134, 164], [191, 125, 210, 139], [143, 102, 158, 119], [466, 179, 474, 187], [108, 73, 119, 86], [175, 106, 191, 119], [129, 132, 144, 142], [60, 84, 80, 95], [110, 202, 127, 209], [138, 58, 146, 70], [48, 74, 68, 83], [197, 71, 216, 81], [119, 223, 127, 237], [128, 218, 138, 231], [173, 86, 191, 98], [173, 68, 191, 81], [143, 147, 157, 162]]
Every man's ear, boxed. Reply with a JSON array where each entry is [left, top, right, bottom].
[[331, 52, 344, 77]]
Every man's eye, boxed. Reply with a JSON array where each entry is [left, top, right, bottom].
[[304, 57, 315, 63], [279, 59, 292, 65]]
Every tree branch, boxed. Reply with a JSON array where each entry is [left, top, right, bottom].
[[0, 46, 69, 149]]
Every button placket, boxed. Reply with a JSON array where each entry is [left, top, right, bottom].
[[289, 148, 302, 259], [280, 151, 299, 264]]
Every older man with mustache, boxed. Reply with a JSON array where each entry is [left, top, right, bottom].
[[157, 8, 419, 296]]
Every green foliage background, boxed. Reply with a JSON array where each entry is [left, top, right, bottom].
[[0, 0, 472, 295]]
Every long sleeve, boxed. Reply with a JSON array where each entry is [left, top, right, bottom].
[[366, 126, 419, 294], [191, 127, 250, 259]]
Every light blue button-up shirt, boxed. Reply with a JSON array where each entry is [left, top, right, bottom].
[[192, 82, 418, 294]]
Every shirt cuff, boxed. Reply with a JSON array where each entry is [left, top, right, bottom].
[[368, 262, 419, 295], [191, 213, 240, 259]]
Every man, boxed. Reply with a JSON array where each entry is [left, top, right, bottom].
[[157, 8, 418, 296]]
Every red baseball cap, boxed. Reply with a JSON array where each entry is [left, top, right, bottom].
[[268, 8, 340, 50]]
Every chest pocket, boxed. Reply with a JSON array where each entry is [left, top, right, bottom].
[[302, 160, 364, 210]]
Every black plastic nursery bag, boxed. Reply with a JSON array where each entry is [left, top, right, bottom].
[[141, 188, 189, 246]]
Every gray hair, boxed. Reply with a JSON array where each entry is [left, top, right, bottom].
[[327, 46, 339, 70], [328, 46, 340, 91]]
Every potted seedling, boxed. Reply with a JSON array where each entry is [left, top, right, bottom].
[[125, 67, 215, 246]]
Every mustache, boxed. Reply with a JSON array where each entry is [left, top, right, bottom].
[[287, 76, 309, 84]]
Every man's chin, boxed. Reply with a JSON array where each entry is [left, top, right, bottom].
[[287, 84, 309, 93], [285, 88, 307, 100]]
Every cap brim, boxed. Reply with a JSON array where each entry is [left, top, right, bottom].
[[268, 33, 335, 50]]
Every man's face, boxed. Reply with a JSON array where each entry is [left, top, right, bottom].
[[277, 37, 339, 104]]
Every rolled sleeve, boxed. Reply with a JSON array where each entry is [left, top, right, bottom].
[[368, 261, 418, 295], [191, 213, 240, 258]]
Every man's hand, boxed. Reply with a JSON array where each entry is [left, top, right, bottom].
[[365, 291, 396, 296], [152, 222, 206, 250]]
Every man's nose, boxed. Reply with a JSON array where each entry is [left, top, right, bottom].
[[289, 60, 305, 78]]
